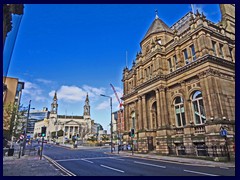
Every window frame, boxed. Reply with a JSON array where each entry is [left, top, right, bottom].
[[174, 96, 186, 127], [191, 91, 206, 125], [190, 44, 196, 61], [183, 49, 189, 64]]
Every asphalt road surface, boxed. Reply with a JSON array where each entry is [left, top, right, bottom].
[[43, 144, 235, 176]]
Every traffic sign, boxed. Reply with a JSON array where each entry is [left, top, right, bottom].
[[220, 129, 228, 137], [20, 134, 24, 140]]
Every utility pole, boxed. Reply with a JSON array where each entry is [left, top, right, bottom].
[[100, 94, 113, 153]]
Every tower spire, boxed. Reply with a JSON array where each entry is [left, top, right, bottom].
[[84, 93, 90, 116], [51, 91, 58, 114], [155, 9, 159, 19]]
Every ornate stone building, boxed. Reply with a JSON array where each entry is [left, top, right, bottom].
[[122, 4, 235, 158], [34, 92, 94, 142]]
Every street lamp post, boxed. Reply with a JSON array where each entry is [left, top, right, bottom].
[[22, 100, 31, 156], [100, 94, 113, 153]]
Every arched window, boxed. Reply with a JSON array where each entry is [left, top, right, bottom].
[[174, 96, 186, 127], [191, 91, 206, 125]]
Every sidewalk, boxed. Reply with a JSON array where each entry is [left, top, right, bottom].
[[3, 155, 64, 176], [109, 150, 235, 168]]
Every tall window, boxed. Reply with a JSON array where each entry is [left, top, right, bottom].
[[219, 44, 224, 58], [191, 91, 206, 125], [168, 58, 173, 72], [173, 55, 178, 69], [174, 96, 186, 127], [183, 49, 189, 64], [212, 41, 217, 56], [190, 45, 196, 61]]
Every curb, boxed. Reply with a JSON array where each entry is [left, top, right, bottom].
[[106, 152, 235, 168]]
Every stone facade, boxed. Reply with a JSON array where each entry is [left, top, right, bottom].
[[122, 5, 235, 158], [34, 93, 94, 142]]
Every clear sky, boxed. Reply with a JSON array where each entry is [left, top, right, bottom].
[[5, 4, 221, 132]]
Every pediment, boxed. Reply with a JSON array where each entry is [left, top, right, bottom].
[[64, 120, 81, 125]]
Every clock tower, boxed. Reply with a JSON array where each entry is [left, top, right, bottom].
[[51, 91, 58, 114], [83, 93, 90, 117]]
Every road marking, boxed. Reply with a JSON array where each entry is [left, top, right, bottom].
[[219, 167, 229, 169], [56, 158, 81, 162], [43, 155, 76, 176], [55, 156, 118, 162], [134, 161, 166, 168], [83, 156, 116, 160], [100, 165, 124, 173], [184, 169, 219, 176], [81, 159, 94, 163]]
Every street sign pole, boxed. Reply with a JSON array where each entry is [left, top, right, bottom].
[[132, 136, 134, 156], [220, 127, 230, 161], [40, 137, 44, 160]]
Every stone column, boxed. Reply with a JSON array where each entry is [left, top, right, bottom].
[[142, 95, 147, 130], [198, 70, 222, 119], [155, 89, 160, 129], [223, 42, 232, 61], [134, 100, 138, 131], [138, 96, 142, 130], [192, 35, 200, 58], [197, 31, 208, 56], [159, 85, 167, 127], [73, 126, 75, 136], [205, 33, 213, 55], [175, 47, 183, 68], [126, 104, 130, 131], [68, 126, 70, 139]]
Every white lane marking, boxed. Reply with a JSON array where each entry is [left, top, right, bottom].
[[83, 156, 116, 160], [56, 158, 81, 162], [184, 169, 219, 176], [220, 167, 229, 169], [55, 156, 117, 162], [81, 159, 94, 163], [43, 155, 76, 176], [134, 161, 166, 168], [100, 164, 125, 173]]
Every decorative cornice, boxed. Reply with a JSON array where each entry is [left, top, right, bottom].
[[122, 55, 235, 99]]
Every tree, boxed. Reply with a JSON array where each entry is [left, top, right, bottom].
[[3, 103, 24, 141], [57, 129, 64, 137], [101, 134, 109, 142], [78, 123, 90, 141]]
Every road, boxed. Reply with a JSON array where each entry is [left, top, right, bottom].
[[42, 143, 235, 176]]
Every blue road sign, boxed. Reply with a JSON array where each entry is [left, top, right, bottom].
[[220, 129, 227, 137]]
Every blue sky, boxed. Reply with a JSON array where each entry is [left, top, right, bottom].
[[4, 4, 221, 132]]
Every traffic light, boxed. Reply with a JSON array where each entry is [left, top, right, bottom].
[[131, 128, 135, 137], [41, 126, 46, 137]]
